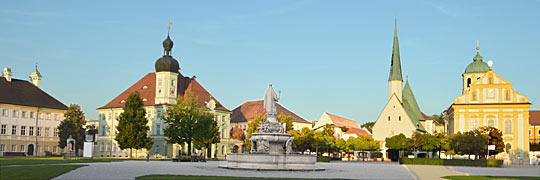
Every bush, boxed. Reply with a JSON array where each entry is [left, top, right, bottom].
[[399, 158, 503, 167], [370, 151, 382, 158], [317, 156, 330, 162]]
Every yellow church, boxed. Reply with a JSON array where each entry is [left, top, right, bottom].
[[446, 42, 531, 159]]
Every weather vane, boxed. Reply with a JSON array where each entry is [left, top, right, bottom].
[[476, 40, 480, 52], [168, 20, 172, 34]]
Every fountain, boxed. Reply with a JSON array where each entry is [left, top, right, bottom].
[[220, 84, 323, 171]]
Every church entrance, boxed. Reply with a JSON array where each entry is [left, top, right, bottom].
[[27, 144, 34, 156]]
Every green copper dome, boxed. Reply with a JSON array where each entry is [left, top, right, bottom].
[[464, 52, 490, 74]]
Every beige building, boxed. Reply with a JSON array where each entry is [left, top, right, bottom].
[[313, 112, 365, 139], [96, 34, 231, 159], [1, 66, 68, 156], [446, 43, 531, 159]]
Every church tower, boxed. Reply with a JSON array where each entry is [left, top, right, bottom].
[[154, 32, 180, 105], [462, 41, 490, 94], [388, 18, 403, 101], [29, 65, 42, 88]]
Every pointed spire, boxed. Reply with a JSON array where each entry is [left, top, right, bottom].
[[389, 18, 403, 81]]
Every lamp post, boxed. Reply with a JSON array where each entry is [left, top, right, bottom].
[[401, 141, 405, 159], [326, 141, 329, 158]]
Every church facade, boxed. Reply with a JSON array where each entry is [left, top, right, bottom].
[[446, 44, 531, 159], [372, 20, 427, 145], [95, 34, 231, 159]]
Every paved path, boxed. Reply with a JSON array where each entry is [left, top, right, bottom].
[[449, 165, 540, 177], [54, 161, 416, 180], [405, 165, 464, 180]]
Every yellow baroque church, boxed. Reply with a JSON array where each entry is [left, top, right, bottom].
[[446, 43, 531, 159]]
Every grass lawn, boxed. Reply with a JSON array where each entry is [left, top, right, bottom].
[[136, 175, 351, 180], [443, 176, 540, 180], [0, 164, 85, 180], [0, 157, 125, 166]]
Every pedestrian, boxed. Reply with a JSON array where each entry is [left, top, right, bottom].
[[146, 153, 149, 162]]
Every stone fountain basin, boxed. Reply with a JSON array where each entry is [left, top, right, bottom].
[[221, 153, 323, 171], [250, 133, 291, 142]]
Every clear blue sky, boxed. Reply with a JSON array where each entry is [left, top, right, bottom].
[[1, 0, 539, 125]]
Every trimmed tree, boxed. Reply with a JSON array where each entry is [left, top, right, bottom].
[[58, 104, 86, 154], [115, 91, 153, 158]]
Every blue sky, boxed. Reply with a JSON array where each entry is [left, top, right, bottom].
[[1, 0, 539, 125]]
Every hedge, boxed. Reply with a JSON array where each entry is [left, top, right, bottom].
[[399, 158, 503, 167], [317, 156, 330, 162]]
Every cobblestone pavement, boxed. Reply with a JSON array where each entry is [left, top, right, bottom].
[[449, 165, 540, 177], [53, 161, 417, 180]]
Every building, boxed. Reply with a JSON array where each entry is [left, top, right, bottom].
[[95, 33, 231, 159], [372, 20, 427, 144], [0, 66, 68, 156], [85, 119, 99, 128], [446, 43, 531, 159], [230, 100, 312, 131], [342, 128, 371, 140], [313, 112, 363, 139], [530, 110, 540, 146]]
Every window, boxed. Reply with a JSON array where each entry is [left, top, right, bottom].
[[37, 127, 41, 136], [399, 116, 401, 121], [488, 76, 493, 84], [30, 112, 35, 118], [156, 124, 161, 135], [22, 126, 31, 137], [155, 145, 159, 153], [505, 91, 511, 101], [12, 144, 16, 152], [47, 113, 51, 120], [467, 78, 471, 88], [488, 119, 495, 127], [1, 125, 6, 134], [504, 119, 512, 133], [101, 125, 106, 136], [54, 128, 58, 137], [472, 92, 477, 101], [53, 146, 57, 153], [45, 128, 50, 137], [37, 146, 41, 153], [13, 110, 18, 118], [538, 129, 540, 135], [0, 144, 4, 152], [100, 143, 104, 152], [530, 130, 533, 135], [29, 127, 34, 136], [2, 109, 8, 117], [20, 145, 25, 152], [45, 146, 49, 152], [22, 111, 27, 118], [54, 114, 58, 120], [470, 119, 478, 130], [11, 125, 17, 135], [388, 116, 390, 121]]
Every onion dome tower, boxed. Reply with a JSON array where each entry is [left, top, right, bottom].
[[462, 41, 490, 93], [155, 22, 179, 105]]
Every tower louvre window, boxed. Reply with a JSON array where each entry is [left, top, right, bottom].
[[467, 78, 471, 88]]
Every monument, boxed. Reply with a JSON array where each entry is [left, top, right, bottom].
[[221, 84, 322, 171]]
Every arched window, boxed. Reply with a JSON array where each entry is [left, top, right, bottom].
[[467, 78, 471, 88], [470, 119, 478, 130], [221, 145, 225, 154], [504, 119, 512, 133], [488, 119, 495, 127], [388, 116, 390, 121], [398, 116, 401, 121]]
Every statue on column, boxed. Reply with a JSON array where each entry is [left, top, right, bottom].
[[264, 84, 279, 122]]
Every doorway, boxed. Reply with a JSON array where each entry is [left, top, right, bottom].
[[27, 144, 34, 156]]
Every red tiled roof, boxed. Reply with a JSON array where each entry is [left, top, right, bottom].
[[421, 112, 434, 120], [230, 100, 310, 124], [344, 128, 371, 137], [325, 112, 361, 130], [98, 72, 229, 111], [530, 110, 540, 125]]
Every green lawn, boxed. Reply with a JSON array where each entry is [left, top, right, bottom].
[[0, 157, 125, 166], [0, 165, 85, 180], [443, 176, 540, 180], [136, 175, 350, 180]]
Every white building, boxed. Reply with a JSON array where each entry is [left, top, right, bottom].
[[0, 66, 68, 156]]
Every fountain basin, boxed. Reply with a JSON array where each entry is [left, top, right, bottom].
[[220, 153, 323, 171]]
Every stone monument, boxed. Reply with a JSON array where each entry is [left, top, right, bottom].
[[221, 84, 322, 171]]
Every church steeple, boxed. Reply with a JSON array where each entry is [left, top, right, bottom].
[[389, 18, 403, 81]]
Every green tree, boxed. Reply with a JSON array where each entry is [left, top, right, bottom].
[[277, 113, 293, 132], [335, 138, 348, 158], [193, 108, 219, 158], [360, 121, 375, 129], [58, 104, 86, 154], [479, 126, 505, 156], [312, 124, 335, 156], [290, 127, 315, 154], [244, 114, 266, 150], [357, 136, 379, 161], [450, 130, 489, 159], [385, 133, 408, 150], [116, 91, 153, 158]]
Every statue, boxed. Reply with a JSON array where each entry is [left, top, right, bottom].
[[285, 137, 294, 154], [264, 84, 279, 122]]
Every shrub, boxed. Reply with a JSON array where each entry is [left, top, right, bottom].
[[370, 151, 382, 158], [399, 158, 503, 167], [317, 156, 330, 162]]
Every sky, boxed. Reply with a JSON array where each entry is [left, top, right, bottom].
[[1, 0, 539, 125]]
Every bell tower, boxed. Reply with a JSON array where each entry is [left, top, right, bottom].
[[388, 18, 403, 101], [155, 22, 180, 105]]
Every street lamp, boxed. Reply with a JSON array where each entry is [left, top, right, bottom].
[[401, 141, 405, 159], [326, 141, 329, 158]]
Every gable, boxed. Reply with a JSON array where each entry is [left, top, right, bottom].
[[230, 100, 309, 123], [372, 94, 418, 141]]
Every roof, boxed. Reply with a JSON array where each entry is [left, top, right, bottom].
[[230, 100, 310, 124], [325, 112, 361, 130], [402, 80, 426, 132], [98, 72, 229, 111], [465, 52, 490, 74], [389, 19, 403, 81], [530, 110, 540, 125], [421, 112, 434, 120], [344, 128, 371, 137], [0, 77, 68, 110]]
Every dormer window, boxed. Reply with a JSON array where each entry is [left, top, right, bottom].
[[143, 98, 147, 102], [142, 86, 148, 89], [121, 100, 125, 104]]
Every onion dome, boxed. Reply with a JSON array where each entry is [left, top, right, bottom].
[[464, 43, 490, 73], [155, 35, 180, 73]]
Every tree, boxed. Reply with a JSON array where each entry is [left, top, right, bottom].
[[116, 91, 153, 158], [193, 108, 219, 158], [479, 126, 505, 156], [277, 113, 293, 132], [58, 104, 86, 154], [450, 130, 489, 159], [290, 127, 315, 154], [385, 133, 409, 161], [335, 138, 348, 158], [312, 124, 335, 156], [432, 113, 445, 125], [244, 114, 266, 150], [356, 136, 379, 161], [361, 121, 375, 129], [164, 91, 216, 156], [230, 126, 245, 141]]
